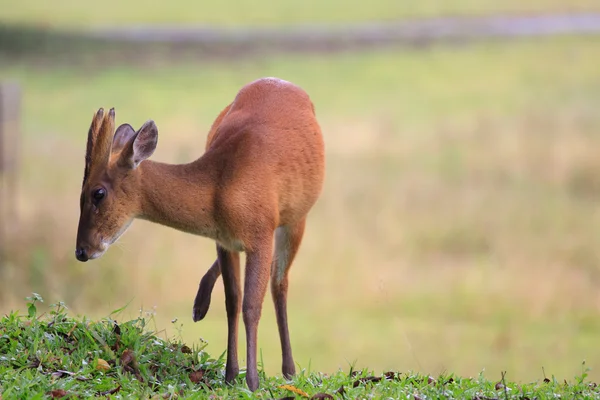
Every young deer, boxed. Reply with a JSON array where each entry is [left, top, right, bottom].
[[75, 77, 325, 391]]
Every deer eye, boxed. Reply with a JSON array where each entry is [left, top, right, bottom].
[[92, 188, 106, 202]]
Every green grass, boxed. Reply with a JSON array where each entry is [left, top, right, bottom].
[[0, 296, 224, 399], [1, 296, 598, 399], [0, 0, 598, 28], [3, 36, 600, 384]]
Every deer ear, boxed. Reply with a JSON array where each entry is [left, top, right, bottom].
[[112, 123, 136, 153], [118, 120, 158, 169]]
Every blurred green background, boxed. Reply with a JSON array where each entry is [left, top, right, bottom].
[[1, 0, 600, 383]]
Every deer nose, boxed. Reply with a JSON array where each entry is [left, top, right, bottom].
[[75, 247, 89, 262]]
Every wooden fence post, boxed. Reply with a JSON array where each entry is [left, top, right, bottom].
[[0, 81, 21, 277]]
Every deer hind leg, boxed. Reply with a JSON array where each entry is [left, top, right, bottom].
[[217, 245, 242, 384], [271, 218, 306, 379], [243, 234, 274, 391], [192, 258, 221, 322]]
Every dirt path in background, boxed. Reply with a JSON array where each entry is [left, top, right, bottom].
[[88, 13, 600, 45], [1, 13, 600, 64]]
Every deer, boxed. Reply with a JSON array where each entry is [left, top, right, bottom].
[[74, 77, 325, 391]]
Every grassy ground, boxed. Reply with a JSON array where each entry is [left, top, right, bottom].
[[2, 35, 600, 383], [1, 296, 598, 399], [0, 0, 598, 28]]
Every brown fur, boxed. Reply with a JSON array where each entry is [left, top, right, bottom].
[[75, 77, 325, 391]]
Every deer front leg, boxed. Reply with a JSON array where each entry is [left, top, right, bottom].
[[243, 236, 274, 391], [192, 258, 221, 322], [217, 245, 242, 383]]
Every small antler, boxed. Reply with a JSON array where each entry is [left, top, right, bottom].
[[82, 107, 116, 187], [96, 108, 116, 168], [83, 108, 104, 187]]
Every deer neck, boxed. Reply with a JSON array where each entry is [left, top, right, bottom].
[[137, 160, 217, 239]]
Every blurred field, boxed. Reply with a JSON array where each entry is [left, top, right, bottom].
[[0, 0, 599, 28], [2, 35, 600, 384]]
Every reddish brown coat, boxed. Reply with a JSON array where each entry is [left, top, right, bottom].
[[75, 77, 325, 391]]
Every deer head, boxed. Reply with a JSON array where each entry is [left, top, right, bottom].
[[75, 108, 158, 262]]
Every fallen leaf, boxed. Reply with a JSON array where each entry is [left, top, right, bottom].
[[352, 376, 382, 387], [278, 384, 309, 397], [111, 326, 121, 352], [120, 349, 144, 382], [384, 371, 400, 380], [98, 385, 121, 396], [181, 345, 192, 354], [133, 370, 145, 382], [48, 389, 69, 398], [53, 370, 73, 379], [96, 358, 110, 371], [60, 370, 76, 376], [310, 394, 334, 399], [51, 371, 64, 380], [189, 370, 204, 384], [50, 370, 89, 381], [120, 350, 136, 368]]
